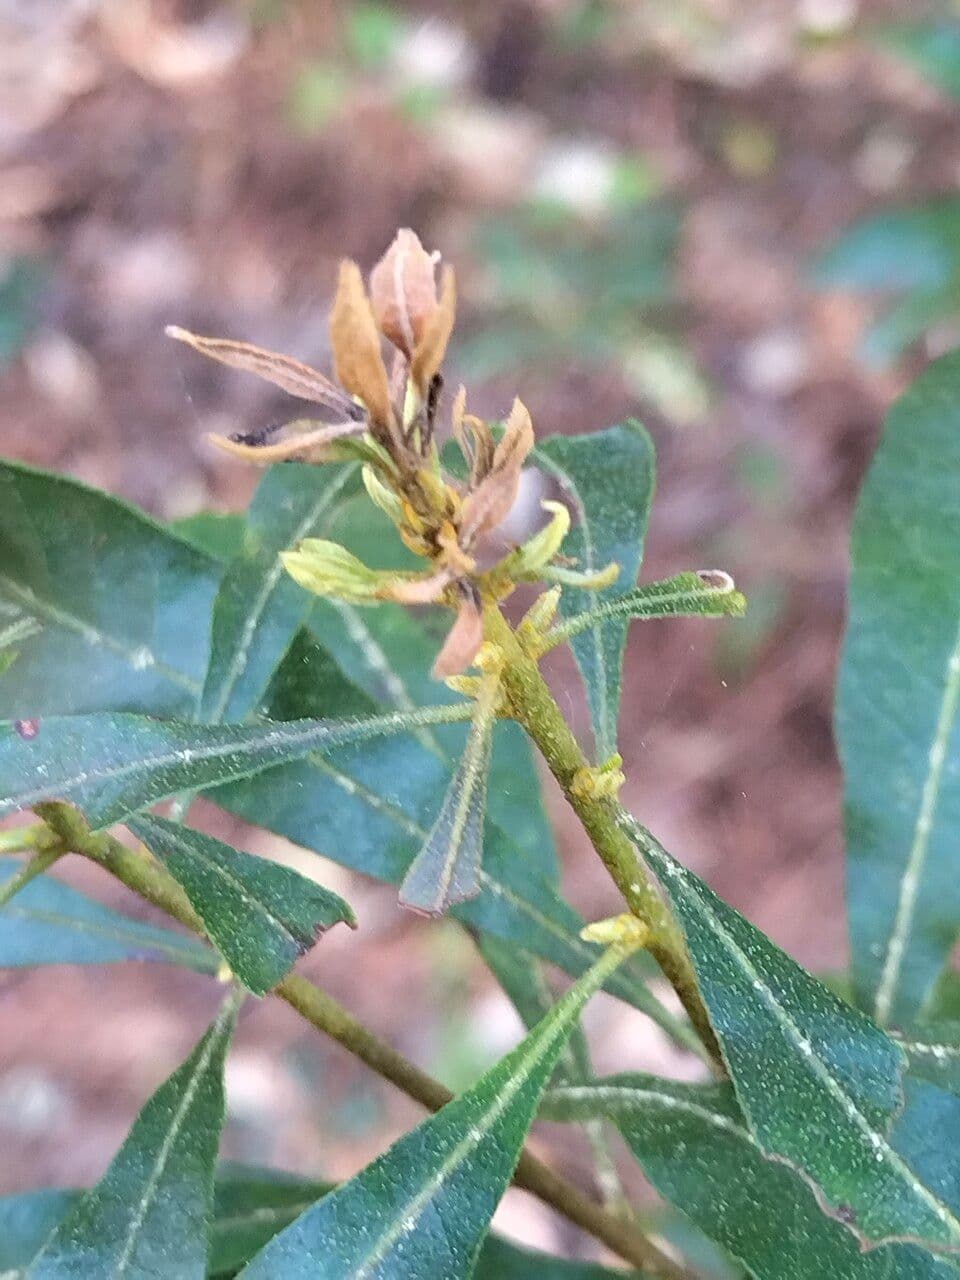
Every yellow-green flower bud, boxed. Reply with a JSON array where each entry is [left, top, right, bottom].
[[362, 465, 404, 524], [281, 539, 385, 604]]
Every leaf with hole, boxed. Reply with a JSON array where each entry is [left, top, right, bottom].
[[0, 859, 217, 972], [128, 814, 356, 994], [620, 811, 960, 1252], [27, 992, 239, 1278], [534, 423, 655, 760], [837, 350, 960, 1026], [236, 943, 630, 1279]]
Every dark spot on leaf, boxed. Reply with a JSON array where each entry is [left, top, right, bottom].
[[835, 1203, 857, 1225], [14, 718, 40, 739]]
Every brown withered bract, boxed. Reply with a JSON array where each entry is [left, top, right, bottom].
[[369, 228, 440, 358], [167, 229, 553, 677], [432, 585, 484, 680], [329, 261, 395, 437]]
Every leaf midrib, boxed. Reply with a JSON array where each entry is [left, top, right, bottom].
[[346, 948, 620, 1279], [203, 468, 356, 723], [533, 449, 611, 753], [113, 1000, 233, 1276], [0, 706, 469, 821], [0, 575, 198, 696], [874, 618, 960, 1025], [648, 834, 960, 1245]]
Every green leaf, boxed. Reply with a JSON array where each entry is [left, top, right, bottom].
[[535, 423, 655, 759], [815, 201, 960, 294], [199, 463, 357, 723], [308, 605, 559, 884], [213, 673, 692, 1049], [0, 1175, 643, 1279], [399, 692, 494, 916], [477, 936, 593, 1087], [473, 1237, 648, 1279], [837, 350, 960, 1025], [27, 993, 240, 1278], [0, 859, 217, 972], [542, 1075, 959, 1279], [897, 1031, 960, 1094], [0, 702, 472, 829], [237, 944, 630, 1279], [128, 814, 356, 994], [548, 570, 746, 646], [0, 461, 220, 717], [209, 1169, 334, 1276], [0, 1191, 76, 1272], [172, 512, 246, 563], [212, 627, 691, 1047], [880, 21, 960, 99], [619, 811, 960, 1252], [0, 257, 44, 368]]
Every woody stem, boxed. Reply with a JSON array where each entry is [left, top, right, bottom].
[[482, 605, 723, 1068]]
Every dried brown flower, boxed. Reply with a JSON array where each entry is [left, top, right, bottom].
[[329, 260, 394, 434]]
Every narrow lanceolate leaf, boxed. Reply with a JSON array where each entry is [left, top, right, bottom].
[[542, 1076, 959, 1280], [0, 702, 472, 829], [215, 635, 700, 1054], [0, 461, 219, 718], [473, 1237, 651, 1279], [128, 815, 356, 995], [895, 1028, 960, 1095], [0, 860, 217, 972], [535, 423, 655, 760], [547, 570, 746, 647], [28, 992, 240, 1279], [619, 810, 960, 1252], [399, 674, 496, 915], [237, 944, 633, 1279], [307, 602, 559, 884], [838, 350, 960, 1027], [0, 1180, 635, 1280], [0, 1191, 77, 1272], [199, 463, 357, 724]]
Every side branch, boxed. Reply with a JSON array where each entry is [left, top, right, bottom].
[[482, 607, 722, 1067], [33, 803, 689, 1279]]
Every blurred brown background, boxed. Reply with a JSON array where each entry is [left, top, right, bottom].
[[1, 0, 956, 1264]]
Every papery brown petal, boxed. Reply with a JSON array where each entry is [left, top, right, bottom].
[[165, 326, 361, 419], [208, 418, 366, 464], [385, 567, 455, 605], [330, 261, 394, 429], [459, 398, 534, 544], [466, 415, 496, 487], [451, 384, 467, 444], [492, 396, 535, 474], [369, 228, 439, 357], [432, 589, 484, 678], [410, 265, 456, 395]]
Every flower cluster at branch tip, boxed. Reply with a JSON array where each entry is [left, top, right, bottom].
[[168, 228, 613, 677]]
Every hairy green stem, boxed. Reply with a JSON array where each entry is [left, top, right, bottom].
[[483, 606, 722, 1067], [35, 803, 687, 1278], [0, 846, 64, 908]]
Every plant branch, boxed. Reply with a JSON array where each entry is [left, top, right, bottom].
[[0, 822, 58, 855], [35, 803, 690, 1279], [0, 847, 64, 908], [482, 606, 723, 1067]]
